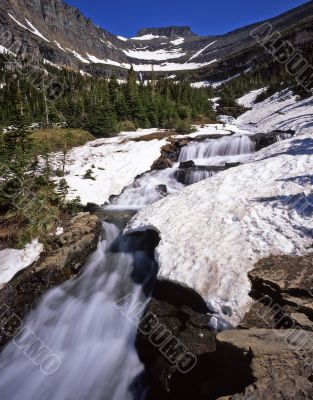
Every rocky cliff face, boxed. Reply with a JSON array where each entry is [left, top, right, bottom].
[[0, 0, 312, 79], [136, 26, 196, 38]]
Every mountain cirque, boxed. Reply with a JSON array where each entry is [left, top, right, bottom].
[[1, 0, 313, 79]]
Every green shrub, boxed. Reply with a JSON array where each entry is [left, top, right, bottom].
[[175, 120, 196, 135], [118, 120, 138, 132], [83, 169, 96, 180]]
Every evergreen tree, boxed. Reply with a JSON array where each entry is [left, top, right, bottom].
[[87, 102, 118, 137]]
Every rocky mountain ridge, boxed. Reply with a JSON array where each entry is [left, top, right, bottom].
[[0, 0, 312, 81]]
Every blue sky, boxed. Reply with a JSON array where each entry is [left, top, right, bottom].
[[66, 0, 309, 37]]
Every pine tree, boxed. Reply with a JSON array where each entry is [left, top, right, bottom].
[[87, 102, 118, 137]]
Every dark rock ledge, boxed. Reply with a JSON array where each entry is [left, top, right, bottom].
[[137, 252, 313, 399], [0, 213, 101, 349]]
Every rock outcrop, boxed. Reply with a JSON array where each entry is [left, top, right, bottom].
[[216, 329, 313, 399], [0, 212, 101, 349], [240, 253, 313, 331]]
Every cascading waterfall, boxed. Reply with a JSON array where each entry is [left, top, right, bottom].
[[179, 135, 255, 166], [109, 169, 184, 210], [0, 222, 155, 400], [109, 135, 255, 209]]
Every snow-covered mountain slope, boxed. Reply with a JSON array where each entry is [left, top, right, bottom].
[[125, 132, 313, 329], [237, 89, 313, 135], [1, 0, 313, 78]]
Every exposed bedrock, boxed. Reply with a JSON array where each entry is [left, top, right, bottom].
[[216, 329, 313, 400], [251, 130, 295, 151], [136, 280, 255, 400], [137, 277, 313, 400], [0, 213, 101, 349], [240, 252, 313, 331]]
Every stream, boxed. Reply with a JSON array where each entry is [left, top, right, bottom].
[[0, 133, 270, 399]]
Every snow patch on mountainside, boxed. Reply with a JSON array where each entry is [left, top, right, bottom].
[[8, 13, 50, 42], [0, 45, 14, 56], [24, 19, 50, 42], [68, 49, 90, 63], [189, 41, 217, 61], [170, 38, 185, 46], [131, 34, 165, 40], [132, 59, 218, 72], [125, 133, 313, 329], [117, 36, 128, 41], [123, 47, 185, 60]]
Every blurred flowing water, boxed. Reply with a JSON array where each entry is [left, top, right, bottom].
[[0, 222, 157, 400]]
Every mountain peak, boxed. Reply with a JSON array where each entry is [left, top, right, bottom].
[[136, 26, 196, 38]]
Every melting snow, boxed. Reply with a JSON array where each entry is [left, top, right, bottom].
[[51, 129, 167, 205], [125, 89, 313, 329], [126, 133, 313, 329], [0, 240, 43, 286], [117, 36, 128, 41]]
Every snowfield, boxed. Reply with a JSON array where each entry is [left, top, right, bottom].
[[125, 133, 313, 329], [237, 89, 313, 134], [123, 47, 186, 60], [52, 129, 167, 205]]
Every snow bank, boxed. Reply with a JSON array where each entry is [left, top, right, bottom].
[[237, 87, 267, 108], [52, 130, 167, 205], [0, 240, 43, 286], [125, 133, 313, 329], [237, 89, 313, 135]]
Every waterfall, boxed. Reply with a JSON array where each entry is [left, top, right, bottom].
[[109, 168, 184, 210], [107, 135, 255, 210], [179, 135, 255, 166], [0, 222, 152, 400]]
